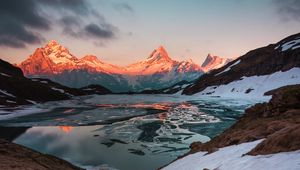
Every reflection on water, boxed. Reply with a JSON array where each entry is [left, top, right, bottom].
[[14, 125, 208, 170], [59, 126, 73, 133], [0, 95, 252, 170]]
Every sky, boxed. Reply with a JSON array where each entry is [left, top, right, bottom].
[[0, 0, 300, 66]]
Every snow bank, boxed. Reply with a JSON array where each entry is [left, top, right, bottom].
[[163, 139, 300, 170], [195, 67, 300, 101]]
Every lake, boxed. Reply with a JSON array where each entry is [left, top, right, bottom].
[[0, 94, 253, 170]]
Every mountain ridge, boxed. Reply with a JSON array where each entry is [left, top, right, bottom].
[[201, 54, 232, 72], [19, 41, 206, 75], [19, 41, 225, 92]]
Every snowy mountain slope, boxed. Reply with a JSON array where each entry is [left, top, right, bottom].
[[194, 67, 300, 100], [125, 46, 202, 75], [163, 140, 300, 170], [18, 42, 203, 92], [78, 55, 126, 74], [201, 54, 232, 72], [137, 54, 231, 95], [125, 46, 175, 75], [183, 32, 300, 98]]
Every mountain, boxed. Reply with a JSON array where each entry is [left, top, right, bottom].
[[19, 42, 203, 92], [19, 40, 125, 75], [200, 54, 232, 72], [182, 33, 300, 99], [126, 46, 201, 75], [0, 58, 111, 106], [139, 53, 231, 94]]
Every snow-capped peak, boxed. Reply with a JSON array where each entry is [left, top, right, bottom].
[[44, 40, 69, 54], [201, 54, 216, 67], [47, 40, 59, 46], [43, 40, 77, 65], [201, 54, 231, 72], [146, 45, 172, 62]]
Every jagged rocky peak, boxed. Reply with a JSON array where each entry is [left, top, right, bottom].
[[41, 40, 78, 65], [46, 40, 59, 46], [44, 40, 70, 54], [201, 53, 231, 72], [147, 45, 172, 62], [201, 53, 214, 67]]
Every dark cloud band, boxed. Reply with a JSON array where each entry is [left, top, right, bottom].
[[0, 0, 121, 48], [0, 0, 50, 48]]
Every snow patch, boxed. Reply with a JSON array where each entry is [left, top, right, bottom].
[[0, 73, 11, 77], [292, 44, 300, 50], [0, 90, 15, 98], [281, 38, 300, 51], [26, 100, 38, 104], [215, 59, 241, 76], [51, 87, 65, 93], [40, 81, 48, 84], [6, 100, 16, 103]]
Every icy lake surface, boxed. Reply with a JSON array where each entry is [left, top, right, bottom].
[[0, 94, 254, 170]]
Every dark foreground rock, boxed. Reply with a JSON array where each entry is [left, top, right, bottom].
[[0, 139, 82, 170], [189, 84, 300, 155]]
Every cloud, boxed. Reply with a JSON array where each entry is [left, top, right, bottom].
[[59, 15, 81, 37], [0, 0, 50, 48], [44, 0, 120, 42], [43, 0, 120, 44], [273, 0, 300, 22], [84, 23, 116, 39], [59, 16, 81, 26], [114, 2, 134, 14], [39, 0, 90, 15], [59, 15, 118, 41], [0, 0, 120, 48]]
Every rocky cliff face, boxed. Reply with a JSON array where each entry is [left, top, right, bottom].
[[183, 33, 300, 95]]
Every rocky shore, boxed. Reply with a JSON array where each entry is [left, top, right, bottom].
[[0, 139, 81, 170], [162, 84, 300, 169], [189, 84, 300, 155]]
